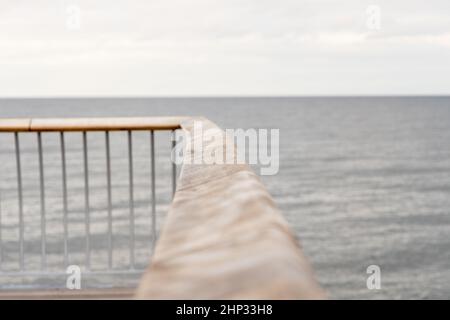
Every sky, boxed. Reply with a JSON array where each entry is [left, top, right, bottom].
[[1, 0, 449, 97]]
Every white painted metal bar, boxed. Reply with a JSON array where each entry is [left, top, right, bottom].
[[60, 132, 69, 267], [14, 132, 24, 271], [37, 132, 47, 270], [171, 130, 177, 197], [105, 131, 113, 269], [150, 131, 156, 249], [83, 132, 91, 270], [0, 189, 2, 269], [128, 131, 135, 269]]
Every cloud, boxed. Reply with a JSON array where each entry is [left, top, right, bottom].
[[0, 0, 449, 96]]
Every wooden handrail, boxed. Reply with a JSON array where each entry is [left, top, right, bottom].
[[136, 117, 325, 299], [0, 117, 186, 132]]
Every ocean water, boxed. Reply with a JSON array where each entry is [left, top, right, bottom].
[[0, 97, 449, 299]]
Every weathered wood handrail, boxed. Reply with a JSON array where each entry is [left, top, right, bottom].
[[136, 117, 325, 299]]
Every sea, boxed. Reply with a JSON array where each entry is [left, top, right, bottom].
[[0, 97, 449, 299]]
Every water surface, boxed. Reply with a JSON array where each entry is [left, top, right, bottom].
[[0, 97, 449, 299]]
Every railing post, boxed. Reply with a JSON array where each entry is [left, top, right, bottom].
[[105, 131, 113, 269], [82, 131, 91, 270], [0, 188, 2, 269], [128, 130, 135, 269], [14, 132, 24, 271], [60, 132, 69, 267], [150, 131, 156, 249], [37, 132, 47, 270], [171, 130, 177, 197]]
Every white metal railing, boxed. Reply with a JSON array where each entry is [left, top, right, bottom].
[[0, 117, 182, 286]]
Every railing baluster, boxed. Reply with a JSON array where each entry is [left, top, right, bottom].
[[0, 188, 3, 269], [105, 131, 113, 269], [128, 131, 135, 269], [150, 131, 156, 249], [60, 132, 69, 267], [171, 130, 177, 197], [82, 132, 91, 270], [14, 132, 24, 271], [37, 132, 46, 270]]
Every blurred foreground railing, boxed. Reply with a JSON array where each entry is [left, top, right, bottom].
[[136, 117, 325, 299]]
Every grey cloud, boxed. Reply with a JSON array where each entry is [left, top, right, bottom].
[[0, 0, 449, 96]]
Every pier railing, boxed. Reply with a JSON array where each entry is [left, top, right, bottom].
[[0, 116, 325, 299], [0, 117, 184, 283]]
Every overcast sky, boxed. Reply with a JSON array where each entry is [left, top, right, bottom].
[[1, 0, 449, 97]]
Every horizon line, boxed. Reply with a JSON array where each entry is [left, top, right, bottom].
[[1, 94, 450, 100]]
